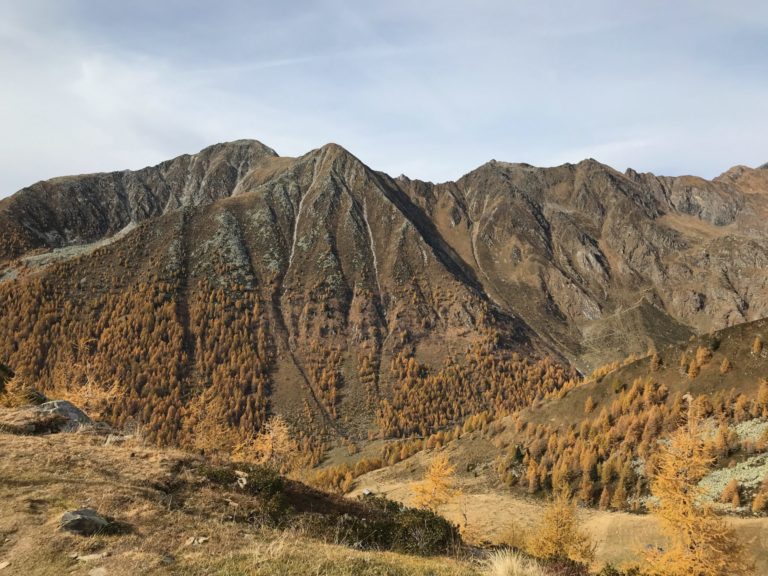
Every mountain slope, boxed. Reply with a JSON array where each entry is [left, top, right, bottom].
[[1, 141, 767, 448], [0, 142, 561, 448], [346, 318, 768, 570]]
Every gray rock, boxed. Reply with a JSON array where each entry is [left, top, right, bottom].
[[60, 508, 109, 536], [0, 400, 91, 434], [31, 400, 91, 430], [105, 434, 132, 446], [77, 552, 109, 562]]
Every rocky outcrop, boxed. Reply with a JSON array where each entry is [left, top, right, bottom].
[[0, 140, 278, 263]]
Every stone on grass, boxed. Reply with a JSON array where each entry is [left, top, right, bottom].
[[60, 508, 109, 536], [1, 400, 91, 434], [32, 401, 91, 429]]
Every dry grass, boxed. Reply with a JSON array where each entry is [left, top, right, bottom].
[[179, 534, 481, 575], [483, 550, 547, 576], [0, 431, 480, 576]]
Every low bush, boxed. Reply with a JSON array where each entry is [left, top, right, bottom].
[[200, 463, 283, 497], [297, 496, 460, 556]]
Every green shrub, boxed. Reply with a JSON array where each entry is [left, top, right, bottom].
[[245, 491, 290, 526], [296, 496, 460, 556], [241, 464, 283, 497], [597, 565, 643, 576], [200, 463, 283, 497], [200, 465, 238, 485], [387, 507, 459, 555]]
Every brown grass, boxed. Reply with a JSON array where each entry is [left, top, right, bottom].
[[0, 431, 480, 576]]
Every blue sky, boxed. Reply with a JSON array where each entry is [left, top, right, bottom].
[[1, 1, 767, 197]]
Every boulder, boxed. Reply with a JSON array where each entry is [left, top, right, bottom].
[[32, 401, 91, 427], [60, 508, 109, 536], [105, 433, 133, 446], [0, 400, 91, 434]]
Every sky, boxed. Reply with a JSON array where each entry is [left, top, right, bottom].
[[1, 0, 767, 198]]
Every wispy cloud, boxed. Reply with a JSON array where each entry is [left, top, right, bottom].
[[0, 1, 767, 197]]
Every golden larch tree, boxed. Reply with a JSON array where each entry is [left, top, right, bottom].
[[645, 416, 752, 576], [650, 353, 662, 372], [527, 490, 595, 565], [413, 452, 460, 510], [235, 414, 299, 474]]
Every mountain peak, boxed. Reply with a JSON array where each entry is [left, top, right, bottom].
[[195, 139, 279, 158], [314, 142, 360, 162]]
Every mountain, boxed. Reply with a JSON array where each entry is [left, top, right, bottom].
[[1, 140, 767, 447]]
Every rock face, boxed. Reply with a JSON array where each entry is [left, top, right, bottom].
[[60, 508, 109, 536], [0, 140, 767, 438], [0, 140, 279, 262]]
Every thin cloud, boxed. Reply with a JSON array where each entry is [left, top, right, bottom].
[[0, 1, 767, 197]]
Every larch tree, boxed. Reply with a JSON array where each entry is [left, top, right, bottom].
[[598, 486, 612, 510], [720, 479, 740, 507], [236, 414, 299, 474], [527, 490, 595, 565], [645, 415, 753, 576], [413, 452, 460, 511]]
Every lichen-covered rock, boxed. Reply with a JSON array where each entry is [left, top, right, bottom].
[[60, 508, 109, 536], [0, 400, 91, 434], [32, 401, 91, 427]]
